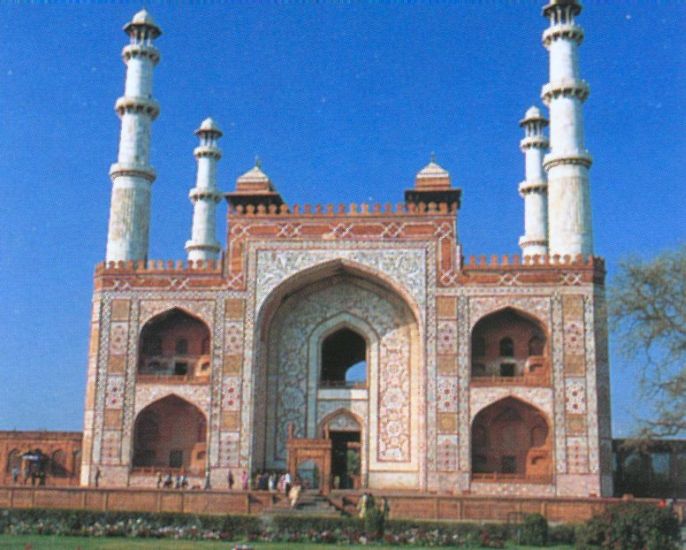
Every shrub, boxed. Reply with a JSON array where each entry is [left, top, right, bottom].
[[519, 513, 548, 546], [549, 523, 577, 544], [575, 503, 680, 550], [364, 505, 385, 540]]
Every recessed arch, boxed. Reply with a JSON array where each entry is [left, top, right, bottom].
[[6, 449, 21, 474], [132, 394, 207, 473], [255, 258, 422, 341], [137, 308, 211, 380], [470, 307, 549, 381], [471, 396, 552, 481], [51, 449, 68, 477], [318, 408, 364, 436]]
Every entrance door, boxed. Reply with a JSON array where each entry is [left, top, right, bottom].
[[330, 430, 361, 489]]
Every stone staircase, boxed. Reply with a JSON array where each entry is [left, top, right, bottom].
[[263, 492, 345, 517]]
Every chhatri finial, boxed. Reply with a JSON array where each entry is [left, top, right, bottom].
[[430, 151, 437, 164], [255, 155, 262, 169]]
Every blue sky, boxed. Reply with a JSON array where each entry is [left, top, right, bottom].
[[0, 3, 684, 436]]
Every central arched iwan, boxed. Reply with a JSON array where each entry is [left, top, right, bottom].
[[250, 260, 422, 490]]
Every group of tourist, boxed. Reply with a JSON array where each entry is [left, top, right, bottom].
[[10, 450, 49, 486], [226, 469, 305, 508], [156, 471, 190, 489], [227, 469, 298, 493]]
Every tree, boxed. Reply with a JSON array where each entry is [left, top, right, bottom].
[[609, 244, 686, 438]]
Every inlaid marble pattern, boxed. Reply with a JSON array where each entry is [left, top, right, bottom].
[[265, 279, 415, 465]]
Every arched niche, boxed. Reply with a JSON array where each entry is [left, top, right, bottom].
[[137, 308, 211, 381], [132, 395, 207, 473], [6, 449, 21, 474], [320, 327, 368, 387], [471, 397, 552, 481], [470, 307, 549, 382]]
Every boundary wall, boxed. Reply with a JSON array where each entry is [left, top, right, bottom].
[[0, 486, 678, 523]]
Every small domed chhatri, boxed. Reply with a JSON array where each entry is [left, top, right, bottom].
[[196, 117, 222, 136], [124, 9, 162, 37], [237, 160, 270, 185], [416, 157, 450, 180]]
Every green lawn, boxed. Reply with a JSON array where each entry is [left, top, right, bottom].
[[0, 535, 574, 550]]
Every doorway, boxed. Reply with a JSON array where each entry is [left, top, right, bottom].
[[330, 430, 361, 489]]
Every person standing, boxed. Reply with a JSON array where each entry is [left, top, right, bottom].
[[283, 471, 292, 496], [241, 469, 249, 491], [11, 466, 19, 484], [94, 467, 101, 488], [227, 470, 234, 490]]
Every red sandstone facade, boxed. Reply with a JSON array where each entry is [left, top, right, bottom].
[[0, 431, 81, 486], [80, 160, 613, 497]]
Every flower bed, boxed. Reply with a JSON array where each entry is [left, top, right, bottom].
[[0, 504, 679, 548]]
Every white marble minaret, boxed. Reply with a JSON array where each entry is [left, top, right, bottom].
[[541, 0, 593, 256], [105, 10, 161, 262], [185, 118, 222, 262], [518, 106, 549, 257]]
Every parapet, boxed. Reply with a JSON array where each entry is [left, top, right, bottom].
[[228, 200, 459, 218], [459, 253, 606, 286], [463, 254, 604, 269], [96, 258, 223, 274]]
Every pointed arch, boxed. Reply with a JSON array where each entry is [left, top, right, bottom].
[[256, 258, 422, 340], [6, 449, 21, 474], [132, 394, 207, 472], [318, 408, 364, 437], [471, 396, 552, 481], [137, 308, 211, 380], [470, 306, 549, 381]]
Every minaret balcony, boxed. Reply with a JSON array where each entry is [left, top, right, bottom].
[[519, 135, 549, 150], [109, 162, 156, 182], [541, 78, 589, 104], [115, 96, 160, 119], [543, 150, 592, 170], [122, 43, 161, 64], [193, 145, 222, 160], [542, 23, 584, 46], [518, 180, 548, 195], [189, 187, 222, 202]]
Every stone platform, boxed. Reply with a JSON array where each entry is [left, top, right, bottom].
[[1, 485, 679, 524]]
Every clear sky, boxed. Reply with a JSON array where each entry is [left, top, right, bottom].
[[0, 3, 684, 436]]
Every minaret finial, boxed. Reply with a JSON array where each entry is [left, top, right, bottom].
[[255, 155, 261, 169], [430, 151, 436, 163]]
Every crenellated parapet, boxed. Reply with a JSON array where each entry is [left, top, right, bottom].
[[229, 200, 459, 218], [93, 258, 225, 290], [460, 254, 605, 286]]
